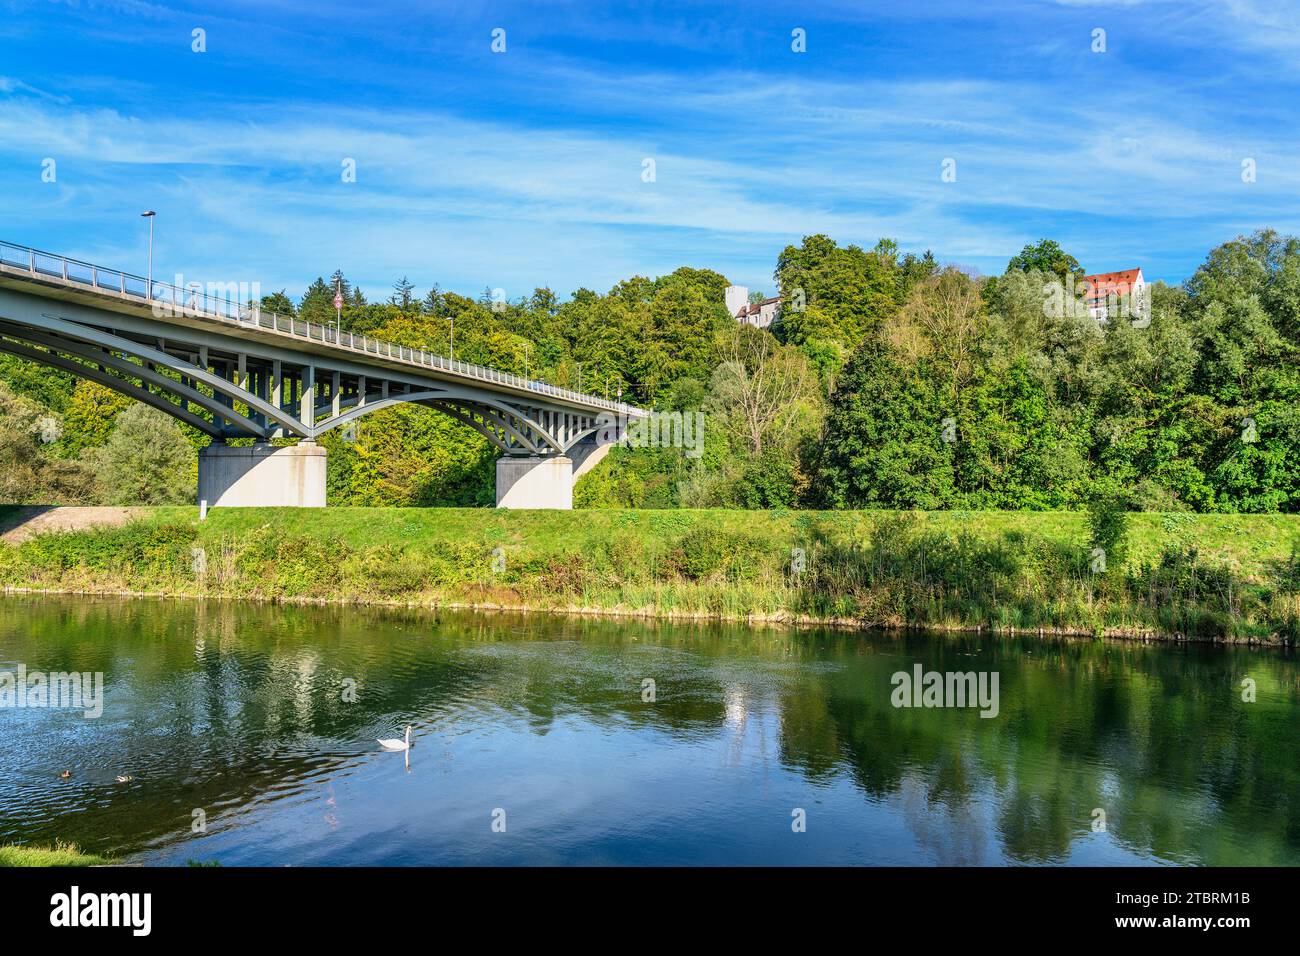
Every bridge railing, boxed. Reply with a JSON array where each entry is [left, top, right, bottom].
[[0, 240, 642, 417]]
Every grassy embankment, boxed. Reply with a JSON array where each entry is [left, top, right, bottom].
[[0, 841, 110, 867], [1, 505, 1298, 642]]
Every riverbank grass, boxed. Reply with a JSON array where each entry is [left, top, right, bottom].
[[1, 507, 1297, 642], [0, 842, 111, 867]]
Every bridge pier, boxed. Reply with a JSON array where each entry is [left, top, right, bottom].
[[198, 442, 327, 508], [496, 455, 573, 509]]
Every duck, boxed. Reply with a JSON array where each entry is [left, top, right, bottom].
[[115, 775, 134, 783], [377, 726, 413, 751]]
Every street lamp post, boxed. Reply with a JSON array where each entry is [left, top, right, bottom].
[[141, 211, 156, 298]]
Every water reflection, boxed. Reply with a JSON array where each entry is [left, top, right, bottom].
[[0, 596, 1296, 865]]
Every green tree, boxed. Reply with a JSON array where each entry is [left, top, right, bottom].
[[1086, 489, 1131, 574], [0, 382, 95, 504], [300, 277, 335, 325], [88, 404, 196, 505], [60, 381, 131, 455], [812, 337, 955, 509], [774, 234, 913, 349], [1006, 239, 1083, 284], [391, 276, 417, 310], [260, 290, 297, 317]]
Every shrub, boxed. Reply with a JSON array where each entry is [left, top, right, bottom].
[[85, 404, 196, 505], [665, 524, 757, 581], [1086, 492, 1131, 574]]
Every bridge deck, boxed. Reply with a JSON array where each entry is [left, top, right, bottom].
[[0, 240, 641, 419]]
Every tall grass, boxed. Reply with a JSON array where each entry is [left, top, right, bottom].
[[0, 841, 110, 867], [1, 508, 1296, 642]]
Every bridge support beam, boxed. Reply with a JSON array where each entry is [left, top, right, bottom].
[[496, 455, 573, 509], [198, 442, 327, 508]]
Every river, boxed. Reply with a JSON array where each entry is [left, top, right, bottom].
[[1, 595, 1296, 865]]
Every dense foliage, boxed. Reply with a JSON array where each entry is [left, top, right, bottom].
[[2, 230, 1298, 513], [811, 232, 1300, 512]]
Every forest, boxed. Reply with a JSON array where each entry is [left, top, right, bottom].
[[2, 230, 1298, 515]]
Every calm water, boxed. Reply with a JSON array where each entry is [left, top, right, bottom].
[[0, 595, 1297, 866]]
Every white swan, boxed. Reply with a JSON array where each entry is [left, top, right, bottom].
[[378, 726, 412, 751]]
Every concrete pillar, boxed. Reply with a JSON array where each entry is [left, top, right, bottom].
[[198, 443, 327, 508], [495, 455, 573, 509], [302, 365, 315, 429], [571, 437, 615, 482]]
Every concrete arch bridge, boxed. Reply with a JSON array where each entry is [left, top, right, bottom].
[[0, 242, 646, 507]]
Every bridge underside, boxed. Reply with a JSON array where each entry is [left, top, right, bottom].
[[0, 286, 626, 508]]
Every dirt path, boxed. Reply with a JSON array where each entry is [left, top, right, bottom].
[[0, 506, 148, 544]]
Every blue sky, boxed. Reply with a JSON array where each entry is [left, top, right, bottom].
[[1, 0, 1298, 304]]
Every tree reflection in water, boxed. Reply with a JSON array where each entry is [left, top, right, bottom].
[[0, 596, 1295, 865]]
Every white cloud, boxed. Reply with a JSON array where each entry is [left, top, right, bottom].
[[1, 48, 1297, 295]]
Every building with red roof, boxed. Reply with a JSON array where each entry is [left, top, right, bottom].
[[1082, 268, 1146, 322]]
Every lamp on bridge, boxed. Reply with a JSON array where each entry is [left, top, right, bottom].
[[141, 211, 156, 299]]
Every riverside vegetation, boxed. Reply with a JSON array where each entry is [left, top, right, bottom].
[[2, 505, 1297, 642], [0, 841, 109, 867]]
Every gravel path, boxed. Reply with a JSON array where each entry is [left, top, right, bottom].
[[0, 506, 148, 544]]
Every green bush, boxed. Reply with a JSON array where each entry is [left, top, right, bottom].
[[1086, 492, 1131, 574], [85, 404, 196, 506], [665, 525, 759, 581]]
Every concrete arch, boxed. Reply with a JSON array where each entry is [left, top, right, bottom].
[[308, 390, 527, 452], [427, 403, 513, 453], [425, 400, 537, 453], [310, 387, 564, 454], [2, 312, 302, 436], [416, 386, 564, 453], [563, 418, 622, 451], [0, 335, 227, 438], [0, 321, 269, 438]]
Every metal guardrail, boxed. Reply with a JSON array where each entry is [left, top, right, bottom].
[[0, 240, 642, 416]]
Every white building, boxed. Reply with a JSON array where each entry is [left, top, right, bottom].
[[725, 284, 781, 329]]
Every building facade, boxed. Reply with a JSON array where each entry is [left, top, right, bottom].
[[1081, 268, 1147, 322], [724, 284, 781, 328]]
